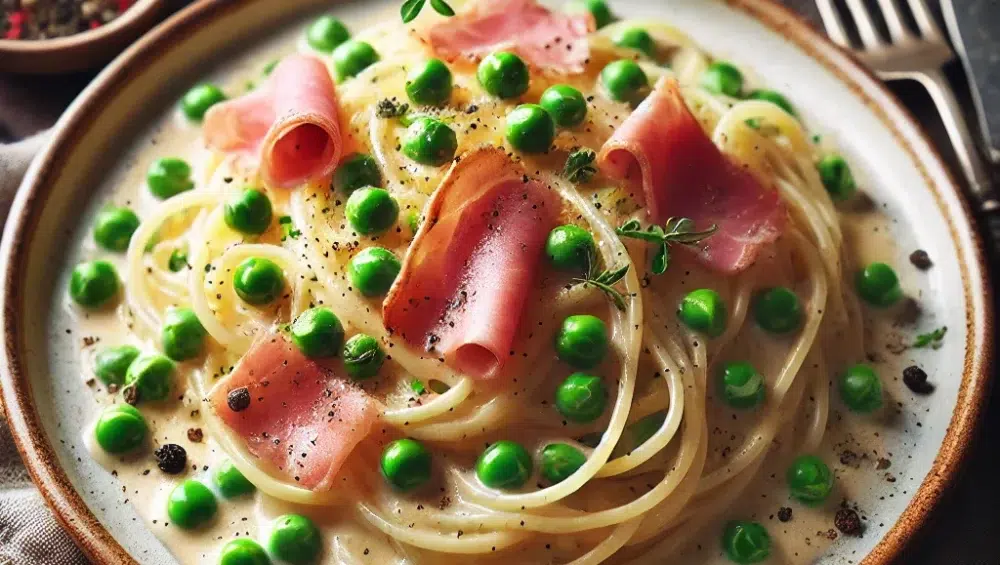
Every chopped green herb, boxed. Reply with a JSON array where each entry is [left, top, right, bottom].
[[812, 134, 822, 144], [376, 98, 410, 119], [913, 326, 947, 349], [563, 148, 597, 184], [263, 59, 279, 76], [168, 249, 188, 272], [410, 379, 427, 396], [616, 217, 718, 274], [278, 216, 301, 241]]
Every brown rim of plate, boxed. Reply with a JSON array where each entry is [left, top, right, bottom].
[[0, 0, 992, 564]]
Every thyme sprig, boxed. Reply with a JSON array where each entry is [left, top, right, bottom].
[[616, 217, 718, 274], [401, 0, 455, 23], [572, 262, 630, 311]]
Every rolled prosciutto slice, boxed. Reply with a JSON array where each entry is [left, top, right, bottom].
[[203, 54, 343, 189], [424, 0, 594, 73], [208, 333, 375, 491], [597, 77, 786, 273], [383, 147, 559, 381]]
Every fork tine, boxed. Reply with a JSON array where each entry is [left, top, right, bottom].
[[815, 0, 852, 48], [874, 0, 913, 42], [904, 0, 943, 40], [844, 0, 886, 48]]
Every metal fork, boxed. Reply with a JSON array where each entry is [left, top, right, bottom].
[[816, 0, 997, 211]]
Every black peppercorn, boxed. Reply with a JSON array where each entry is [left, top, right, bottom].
[[834, 507, 863, 536], [777, 507, 792, 522], [903, 365, 934, 394], [227, 386, 251, 412], [154, 444, 187, 474], [909, 249, 932, 270]]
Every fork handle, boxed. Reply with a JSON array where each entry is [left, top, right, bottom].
[[909, 69, 998, 212]]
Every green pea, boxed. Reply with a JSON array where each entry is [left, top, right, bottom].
[[306, 15, 349, 53], [214, 459, 256, 498], [233, 257, 285, 305], [786, 454, 833, 506], [405, 59, 453, 106], [555, 373, 608, 423], [343, 333, 385, 380], [94, 345, 140, 387], [69, 260, 119, 309], [401, 117, 458, 166], [678, 288, 727, 338], [839, 363, 883, 413], [181, 84, 226, 121], [506, 104, 555, 154], [855, 262, 902, 307], [333, 153, 382, 194], [167, 479, 217, 529], [380, 438, 432, 491], [817, 154, 857, 201], [124, 353, 174, 403], [332, 39, 379, 81], [555, 315, 608, 369], [269, 514, 322, 565], [345, 187, 399, 236], [147, 157, 195, 199], [721, 520, 770, 564], [290, 307, 345, 358], [718, 361, 765, 409], [747, 89, 796, 116], [348, 247, 401, 297], [93, 206, 140, 252], [93, 404, 147, 453], [540, 443, 586, 484], [477, 51, 530, 99], [219, 538, 270, 565], [600, 59, 649, 106], [701, 61, 744, 97], [539, 85, 588, 128], [752, 287, 802, 334], [162, 307, 207, 361], [564, 0, 613, 28], [476, 440, 533, 489], [614, 27, 654, 57], [224, 188, 273, 235], [545, 224, 596, 273]]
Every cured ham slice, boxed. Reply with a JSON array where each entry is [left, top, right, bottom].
[[203, 54, 343, 189], [208, 333, 375, 491], [598, 77, 786, 273], [424, 0, 595, 73], [383, 147, 559, 381]]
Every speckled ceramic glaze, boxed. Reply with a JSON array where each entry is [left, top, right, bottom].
[[0, 1, 992, 564]]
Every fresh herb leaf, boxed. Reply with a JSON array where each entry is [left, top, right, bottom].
[[563, 149, 598, 184], [263, 59, 279, 76], [411, 379, 427, 396], [279, 216, 301, 241], [573, 262, 630, 311], [400, 0, 426, 22], [913, 326, 947, 349], [616, 217, 718, 274], [376, 98, 410, 119], [168, 248, 188, 272], [430, 0, 455, 16]]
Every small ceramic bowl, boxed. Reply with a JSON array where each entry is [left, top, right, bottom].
[[0, 0, 166, 74]]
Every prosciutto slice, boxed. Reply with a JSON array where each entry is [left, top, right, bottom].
[[424, 0, 595, 73], [598, 77, 786, 273], [383, 147, 559, 381], [208, 333, 375, 491], [203, 54, 343, 189]]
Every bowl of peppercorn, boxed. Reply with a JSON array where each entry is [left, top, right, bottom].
[[0, 0, 167, 74]]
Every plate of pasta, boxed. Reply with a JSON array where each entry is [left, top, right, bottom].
[[0, 0, 992, 564]]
